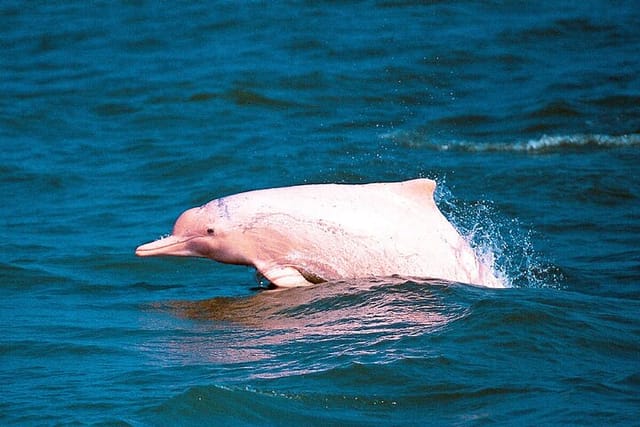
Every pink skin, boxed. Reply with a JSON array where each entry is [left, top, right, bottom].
[[135, 206, 251, 265], [135, 179, 506, 288]]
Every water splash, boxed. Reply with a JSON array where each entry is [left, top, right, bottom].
[[434, 182, 564, 289]]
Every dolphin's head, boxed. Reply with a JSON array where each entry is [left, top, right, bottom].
[[135, 198, 250, 265]]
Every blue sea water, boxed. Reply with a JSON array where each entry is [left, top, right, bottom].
[[1, 0, 639, 425]]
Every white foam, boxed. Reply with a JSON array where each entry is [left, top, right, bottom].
[[381, 132, 640, 153], [516, 134, 640, 152]]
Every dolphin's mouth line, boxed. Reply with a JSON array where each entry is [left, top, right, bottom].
[[135, 235, 198, 256]]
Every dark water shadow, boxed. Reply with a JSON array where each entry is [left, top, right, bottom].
[[161, 276, 469, 333], [141, 277, 488, 367]]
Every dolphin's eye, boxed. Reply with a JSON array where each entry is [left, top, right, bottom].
[[206, 228, 215, 235]]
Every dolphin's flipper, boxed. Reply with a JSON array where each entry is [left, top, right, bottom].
[[260, 266, 316, 288]]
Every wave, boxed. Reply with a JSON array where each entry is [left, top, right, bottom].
[[139, 287, 639, 426], [382, 132, 640, 153]]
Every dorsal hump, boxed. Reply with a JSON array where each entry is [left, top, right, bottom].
[[387, 178, 437, 205]]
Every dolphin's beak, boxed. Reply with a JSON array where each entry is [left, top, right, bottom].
[[135, 235, 196, 257]]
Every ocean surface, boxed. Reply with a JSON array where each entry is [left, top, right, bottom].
[[2, 1, 639, 425]]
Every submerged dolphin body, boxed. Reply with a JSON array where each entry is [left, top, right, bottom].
[[136, 179, 505, 288]]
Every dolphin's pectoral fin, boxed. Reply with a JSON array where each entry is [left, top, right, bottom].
[[260, 266, 318, 288]]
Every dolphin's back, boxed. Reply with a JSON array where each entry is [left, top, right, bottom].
[[220, 179, 503, 288]]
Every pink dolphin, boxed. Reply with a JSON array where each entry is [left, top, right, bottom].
[[135, 179, 505, 288]]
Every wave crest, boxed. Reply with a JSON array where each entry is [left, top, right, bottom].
[[383, 132, 640, 153]]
